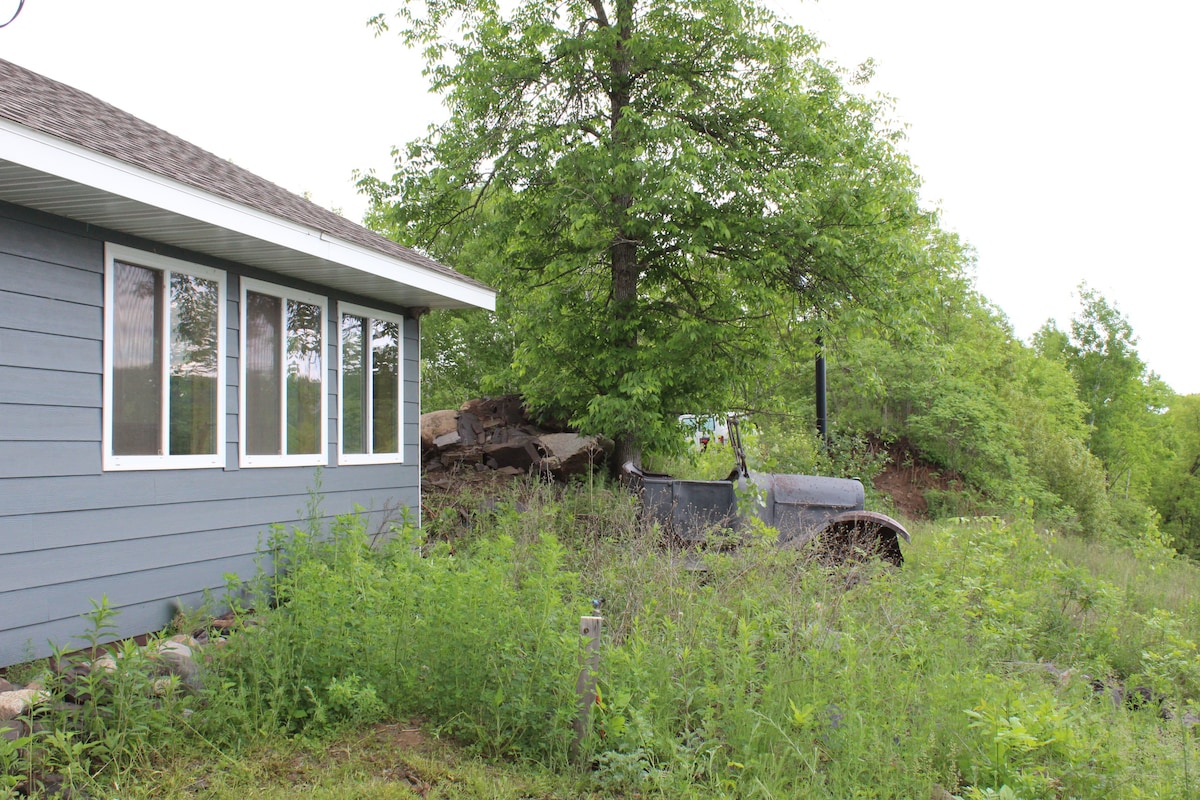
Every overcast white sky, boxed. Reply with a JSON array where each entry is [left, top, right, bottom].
[[2, 0, 1196, 393]]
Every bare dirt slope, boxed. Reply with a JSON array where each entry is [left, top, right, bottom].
[[872, 439, 954, 519]]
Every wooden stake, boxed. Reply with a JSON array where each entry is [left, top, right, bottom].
[[572, 614, 603, 761]]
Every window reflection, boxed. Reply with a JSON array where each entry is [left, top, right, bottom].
[[169, 273, 219, 456], [286, 300, 323, 455], [342, 314, 367, 455], [112, 262, 163, 455], [372, 319, 399, 454], [246, 292, 282, 455], [243, 288, 325, 461], [339, 309, 401, 460]]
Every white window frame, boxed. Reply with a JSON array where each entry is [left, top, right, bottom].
[[337, 302, 406, 465], [238, 277, 329, 468], [102, 244, 227, 471]]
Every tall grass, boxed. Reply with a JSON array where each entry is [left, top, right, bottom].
[[10, 480, 1200, 799], [200, 507, 582, 764], [475, 482, 1200, 798]]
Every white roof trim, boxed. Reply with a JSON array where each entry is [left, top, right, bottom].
[[0, 118, 495, 311]]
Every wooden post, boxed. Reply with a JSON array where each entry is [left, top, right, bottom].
[[572, 614, 603, 762]]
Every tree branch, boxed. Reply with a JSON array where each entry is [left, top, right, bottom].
[[587, 0, 609, 28]]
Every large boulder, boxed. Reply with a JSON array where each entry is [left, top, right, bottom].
[[420, 409, 460, 450], [537, 433, 614, 479], [481, 434, 544, 471], [0, 688, 48, 721]]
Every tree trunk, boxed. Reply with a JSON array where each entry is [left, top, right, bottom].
[[612, 432, 641, 476], [608, 0, 642, 471]]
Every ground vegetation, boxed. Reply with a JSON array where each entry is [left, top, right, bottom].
[[5, 488, 1200, 799]]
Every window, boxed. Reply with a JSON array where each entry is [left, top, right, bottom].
[[338, 303, 404, 464], [103, 244, 226, 470], [239, 279, 328, 467]]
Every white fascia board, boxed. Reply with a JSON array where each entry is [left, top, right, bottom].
[[313, 230, 495, 311], [0, 119, 496, 311]]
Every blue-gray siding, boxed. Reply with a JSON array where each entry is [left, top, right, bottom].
[[0, 204, 422, 667]]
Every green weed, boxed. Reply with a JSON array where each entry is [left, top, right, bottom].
[[12, 482, 1200, 798]]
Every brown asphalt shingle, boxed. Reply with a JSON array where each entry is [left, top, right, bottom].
[[0, 58, 488, 292]]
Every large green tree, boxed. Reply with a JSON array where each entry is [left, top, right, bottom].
[[827, 261, 1114, 533], [1151, 394, 1200, 555], [362, 0, 934, 466], [1035, 286, 1172, 497]]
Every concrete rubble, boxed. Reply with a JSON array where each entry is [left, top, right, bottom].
[[421, 395, 612, 482]]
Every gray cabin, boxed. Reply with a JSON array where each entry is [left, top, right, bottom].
[[0, 60, 496, 667]]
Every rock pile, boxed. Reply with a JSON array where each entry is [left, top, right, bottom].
[[421, 395, 612, 481], [0, 615, 239, 796], [0, 633, 204, 715]]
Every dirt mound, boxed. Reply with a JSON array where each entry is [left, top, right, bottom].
[[872, 439, 955, 519]]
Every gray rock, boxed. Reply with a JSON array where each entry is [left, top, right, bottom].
[[481, 435, 542, 470], [90, 654, 118, 673], [420, 409, 459, 448], [536, 433, 613, 478], [0, 689, 49, 721], [0, 717, 28, 742], [151, 640, 202, 691], [433, 430, 462, 449]]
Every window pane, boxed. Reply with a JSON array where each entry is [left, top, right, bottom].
[[372, 318, 400, 454], [112, 261, 162, 455], [169, 273, 219, 455], [286, 300, 322, 455], [245, 291, 282, 455], [341, 314, 367, 455]]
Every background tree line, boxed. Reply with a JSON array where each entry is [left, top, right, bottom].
[[360, 0, 1199, 554]]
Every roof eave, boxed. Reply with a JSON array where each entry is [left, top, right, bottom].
[[0, 119, 495, 312]]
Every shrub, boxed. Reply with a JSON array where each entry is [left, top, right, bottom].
[[203, 502, 583, 763]]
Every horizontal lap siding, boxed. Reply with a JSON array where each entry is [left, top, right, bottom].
[[0, 463, 415, 517], [0, 405, 98, 441], [0, 441, 99, 477], [0, 366, 99, 407], [1, 554, 260, 630], [3, 329, 102, 373], [0, 482, 415, 556], [404, 317, 421, 465], [0, 290, 101, 339], [3, 590, 217, 664], [0, 205, 422, 667]]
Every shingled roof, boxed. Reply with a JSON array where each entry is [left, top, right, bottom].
[[0, 58, 493, 308]]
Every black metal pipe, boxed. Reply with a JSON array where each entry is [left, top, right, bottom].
[[815, 336, 828, 450]]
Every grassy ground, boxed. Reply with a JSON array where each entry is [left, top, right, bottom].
[[6, 479, 1200, 799], [111, 723, 585, 799]]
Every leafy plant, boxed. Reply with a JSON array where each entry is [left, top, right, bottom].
[[963, 688, 1081, 796], [323, 675, 385, 726], [0, 722, 33, 798], [203, 502, 583, 763], [16, 485, 1200, 799]]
